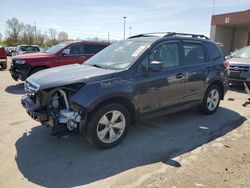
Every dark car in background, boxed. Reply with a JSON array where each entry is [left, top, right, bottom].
[[227, 46, 250, 85], [10, 41, 109, 81], [12, 45, 40, 56], [21, 32, 229, 149], [0, 46, 7, 69]]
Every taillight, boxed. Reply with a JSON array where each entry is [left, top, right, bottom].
[[224, 61, 229, 69]]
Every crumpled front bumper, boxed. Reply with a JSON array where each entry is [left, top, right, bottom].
[[21, 95, 55, 126]]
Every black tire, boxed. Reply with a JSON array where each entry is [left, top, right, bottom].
[[199, 85, 221, 115], [1, 62, 7, 70], [86, 103, 130, 149], [29, 67, 46, 77]]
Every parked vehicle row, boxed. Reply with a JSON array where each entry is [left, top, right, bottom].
[[9, 41, 109, 81], [21, 32, 229, 149], [226, 46, 250, 85]]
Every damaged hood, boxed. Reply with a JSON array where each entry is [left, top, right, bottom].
[[26, 64, 117, 90]]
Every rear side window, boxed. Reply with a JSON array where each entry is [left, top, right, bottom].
[[85, 44, 106, 54], [203, 42, 221, 61], [69, 44, 85, 54], [183, 43, 205, 64]]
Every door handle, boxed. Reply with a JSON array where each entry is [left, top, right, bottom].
[[175, 73, 184, 79], [206, 67, 212, 71]]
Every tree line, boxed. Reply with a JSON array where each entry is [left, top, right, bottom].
[[1, 17, 69, 47]]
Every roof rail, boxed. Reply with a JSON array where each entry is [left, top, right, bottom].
[[128, 32, 168, 39], [128, 32, 209, 40], [164, 32, 209, 39]]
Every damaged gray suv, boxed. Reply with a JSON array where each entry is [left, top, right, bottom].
[[22, 32, 229, 149]]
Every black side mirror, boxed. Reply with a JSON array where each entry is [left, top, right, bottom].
[[149, 61, 164, 72], [61, 49, 70, 56]]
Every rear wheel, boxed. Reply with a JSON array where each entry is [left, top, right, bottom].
[[86, 103, 130, 149], [199, 85, 221, 115]]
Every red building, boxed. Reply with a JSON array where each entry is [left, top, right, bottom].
[[210, 9, 250, 55]]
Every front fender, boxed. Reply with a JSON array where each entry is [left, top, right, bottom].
[[70, 78, 135, 112]]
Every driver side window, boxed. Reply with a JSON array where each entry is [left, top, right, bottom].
[[149, 43, 180, 69]]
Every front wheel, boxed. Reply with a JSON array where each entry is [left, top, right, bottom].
[[199, 85, 221, 115], [86, 103, 130, 149]]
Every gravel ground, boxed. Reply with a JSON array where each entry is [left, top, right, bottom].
[[0, 58, 249, 188]]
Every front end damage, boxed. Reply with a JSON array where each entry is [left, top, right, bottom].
[[21, 80, 86, 135]]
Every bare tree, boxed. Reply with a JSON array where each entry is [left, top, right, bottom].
[[48, 28, 57, 45], [5, 17, 24, 44], [21, 24, 36, 45], [58, 31, 68, 43], [0, 32, 2, 42]]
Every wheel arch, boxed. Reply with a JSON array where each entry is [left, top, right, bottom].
[[28, 66, 49, 77], [89, 96, 137, 126], [207, 80, 225, 100]]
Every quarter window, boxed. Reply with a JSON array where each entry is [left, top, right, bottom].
[[183, 43, 205, 64], [150, 43, 180, 68]]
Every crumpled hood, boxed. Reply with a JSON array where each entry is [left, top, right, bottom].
[[26, 64, 117, 90], [227, 57, 250, 65]]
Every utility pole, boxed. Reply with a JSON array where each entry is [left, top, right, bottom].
[[212, 0, 215, 15], [123, 16, 127, 39], [108, 32, 110, 43], [129, 27, 132, 37]]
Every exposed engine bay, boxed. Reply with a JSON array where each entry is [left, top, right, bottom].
[[21, 81, 84, 134]]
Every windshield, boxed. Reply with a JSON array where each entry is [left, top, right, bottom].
[[45, 43, 68, 54], [20, 46, 40, 52], [235, 46, 250, 58], [85, 40, 150, 70]]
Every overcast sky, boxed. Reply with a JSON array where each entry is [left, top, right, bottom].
[[0, 0, 249, 40]]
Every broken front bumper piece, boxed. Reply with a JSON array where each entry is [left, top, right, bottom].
[[21, 95, 51, 125], [21, 95, 82, 130]]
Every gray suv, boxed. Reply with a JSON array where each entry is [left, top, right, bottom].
[[21, 32, 229, 149]]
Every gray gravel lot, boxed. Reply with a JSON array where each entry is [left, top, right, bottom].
[[0, 58, 250, 188]]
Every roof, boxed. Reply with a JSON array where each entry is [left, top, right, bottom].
[[63, 40, 110, 46]]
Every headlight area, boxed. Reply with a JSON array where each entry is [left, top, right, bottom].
[[22, 83, 86, 133], [15, 60, 26, 64]]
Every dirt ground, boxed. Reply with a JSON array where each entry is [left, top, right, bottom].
[[0, 58, 250, 188]]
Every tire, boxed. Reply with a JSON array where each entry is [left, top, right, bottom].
[[199, 85, 221, 115], [29, 67, 46, 77], [86, 103, 130, 149], [1, 62, 7, 70]]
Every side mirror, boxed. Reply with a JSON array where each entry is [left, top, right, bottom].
[[149, 61, 164, 72], [61, 49, 70, 56]]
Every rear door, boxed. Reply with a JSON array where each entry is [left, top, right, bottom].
[[181, 40, 211, 105], [135, 41, 185, 114], [84, 44, 106, 61]]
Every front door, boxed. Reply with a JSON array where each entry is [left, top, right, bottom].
[[57, 43, 87, 66], [135, 41, 185, 114]]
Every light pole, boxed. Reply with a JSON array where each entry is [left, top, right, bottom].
[[123, 16, 127, 39], [129, 26, 132, 37]]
